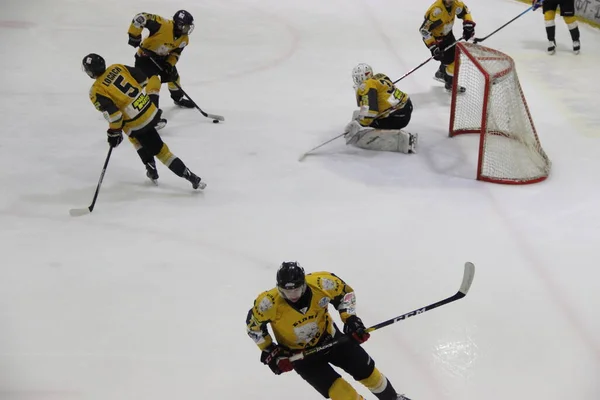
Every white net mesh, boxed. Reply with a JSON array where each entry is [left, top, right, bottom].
[[450, 43, 551, 184]]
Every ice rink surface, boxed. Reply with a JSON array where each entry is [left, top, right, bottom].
[[1, 0, 599, 399]]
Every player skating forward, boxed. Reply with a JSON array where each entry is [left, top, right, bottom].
[[246, 262, 411, 400], [82, 53, 205, 189], [532, 0, 580, 54], [128, 10, 196, 113], [343, 64, 417, 154], [420, 0, 476, 92]]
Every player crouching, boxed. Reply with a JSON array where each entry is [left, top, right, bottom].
[[246, 262, 411, 400], [344, 64, 417, 154]]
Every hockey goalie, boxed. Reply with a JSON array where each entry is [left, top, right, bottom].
[[344, 64, 417, 154]]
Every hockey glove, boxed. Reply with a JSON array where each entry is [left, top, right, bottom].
[[260, 345, 294, 375], [343, 315, 370, 344], [162, 63, 179, 83], [532, 0, 543, 10], [107, 129, 123, 148], [128, 34, 141, 48], [428, 42, 443, 61], [462, 21, 476, 41]]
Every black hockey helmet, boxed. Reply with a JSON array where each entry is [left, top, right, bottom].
[[276, 262, 306, 302], [82, 53, 106, 78], [173, 10, 194, 35], [277, 262, 305, 289]]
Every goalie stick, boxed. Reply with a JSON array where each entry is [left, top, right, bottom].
[[289, 261, 476, 362], [69, 146, 113, 217], [145, 53, 225, 123]]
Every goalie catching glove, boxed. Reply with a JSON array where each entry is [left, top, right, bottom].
[[260, 344, 294, 375]]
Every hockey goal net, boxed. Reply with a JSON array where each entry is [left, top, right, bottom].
[[449, 42, 551, 184]]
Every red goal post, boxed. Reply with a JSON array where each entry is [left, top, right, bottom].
[[449, 42, 551, 184]]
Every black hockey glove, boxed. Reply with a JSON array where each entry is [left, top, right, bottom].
[[428, 42, 443, 61], [343, 315, 370, 344], [128, 34, 141, 48], [107, 128, 123, 148], [463, 21, 476, 41], [260, 344, 294, 375], [162, 63, 179, 83]]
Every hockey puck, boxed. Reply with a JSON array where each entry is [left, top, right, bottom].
[[213, 119, 219, 124]]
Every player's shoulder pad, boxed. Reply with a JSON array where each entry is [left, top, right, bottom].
[[308, 271, 343, 293], [252, 288, 279, 319], [132, 13, 149, 28]]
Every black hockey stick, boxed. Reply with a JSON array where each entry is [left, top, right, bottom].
[[69, 146, 113, 217], [145, 53, 225, 122], [289, 262, 475, 362], [392, 37, 464, 85], [473, 6, 533, 44]]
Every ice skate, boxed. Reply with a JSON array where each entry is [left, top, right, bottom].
[[573, 40, 580, 55], [184, 169, 206, 190], [433, 68, 445, 83], [174, 97, 195, 108], [145, 162, 159, 185], [547, 40, 556, 55], [154, 109, 167, 130], [445, 81, 466, 93]]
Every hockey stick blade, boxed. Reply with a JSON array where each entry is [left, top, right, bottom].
[[458, 261, 475, 296], [207, 113, 225, 122], [69, 207, 91, 217]]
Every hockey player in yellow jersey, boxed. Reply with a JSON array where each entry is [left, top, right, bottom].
[[82, 53, 205, 190], [532, 0, 580, 54], [343, 64, 417, 154], [246, 262, 411, 400], [420, 0, 475, 92], [127, 10, 196, 109]]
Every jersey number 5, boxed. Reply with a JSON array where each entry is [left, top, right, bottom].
[[114, 76, 140, 98]]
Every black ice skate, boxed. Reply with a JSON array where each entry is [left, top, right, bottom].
[[397, 395, 412, 400], [434, 68, 445, 83], [174, 97, 196, 108], [184, 169, 206, 190], [573, 40, 580, 54], [547, 40, 556, 55], [145, 162, 159, 185], [445, 81, 466, 93]]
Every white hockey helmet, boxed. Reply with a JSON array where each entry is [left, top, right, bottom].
[[352, 63, 373, 86]]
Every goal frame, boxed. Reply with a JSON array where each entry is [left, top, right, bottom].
[[448, 42, 548, 185]]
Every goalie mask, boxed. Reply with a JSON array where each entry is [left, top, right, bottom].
[[352, 63, 373, 87], [173, 10, 194, 36], [276, 261, 307, 302], [82, 53, 106, 79]]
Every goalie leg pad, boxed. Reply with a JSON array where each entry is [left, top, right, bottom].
[[350, 129, 418, 154]]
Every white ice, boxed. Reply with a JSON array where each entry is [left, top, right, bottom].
[[1, 0, 599, 399]]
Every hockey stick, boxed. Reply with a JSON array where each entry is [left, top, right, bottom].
[[298, 132, 346, 162], [473, 6, 533, 43], [289, 262, 475, 362], [393, 37, 464, 85], [145, 54, 225, 122], [69, 146, 113, 217]]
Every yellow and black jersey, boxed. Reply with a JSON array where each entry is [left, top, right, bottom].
[[355, 73, 410, 127], [128, 13, 189, 67], [246, 272, 357, 351], [88, 64, 157, 134], [420, 0, 473, 46]]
